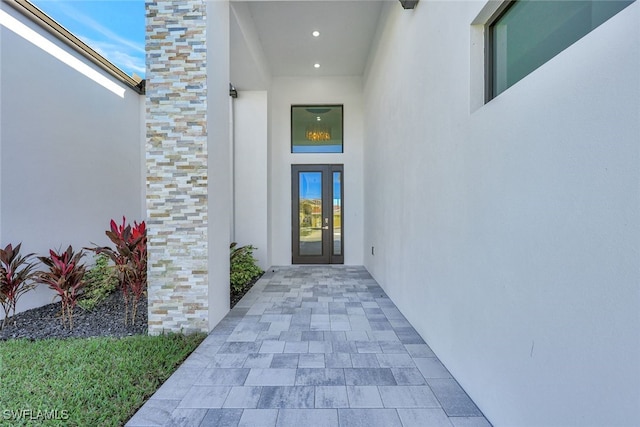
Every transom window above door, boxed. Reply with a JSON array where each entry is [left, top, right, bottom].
[[291, 105, 343, 153]]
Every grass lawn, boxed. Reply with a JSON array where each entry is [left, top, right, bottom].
[[0, 333, 205, 426]]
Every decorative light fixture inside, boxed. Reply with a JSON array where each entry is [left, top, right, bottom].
[[312, 30, 320, 37], [292, 105, 342, 153], [314, 63, 320, 68], [305, 123, 331, 142]]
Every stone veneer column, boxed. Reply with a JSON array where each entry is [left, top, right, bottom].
[[146, 1, 208, 334]]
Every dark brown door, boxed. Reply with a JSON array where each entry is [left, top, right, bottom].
[[292, 164, 343, 264]]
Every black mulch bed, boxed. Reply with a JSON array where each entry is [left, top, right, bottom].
[[0, 290, 147, 341], [230, 273, 263, 309], [1, 273, 263, 341]]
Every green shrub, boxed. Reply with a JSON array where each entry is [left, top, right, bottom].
[[230, 242, 263, 293], [78, 254, 118, 311]]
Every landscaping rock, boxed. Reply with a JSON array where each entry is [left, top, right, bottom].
[[1, 273, 261, 340], [0, 290, 147, 340]]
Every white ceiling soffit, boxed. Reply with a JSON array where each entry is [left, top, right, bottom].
[[230, 1, 385, 90], [231, 2, 271, 90]]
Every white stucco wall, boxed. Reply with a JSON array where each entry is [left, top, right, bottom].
[[269, 76, 364, 266], [234, 91, 268, 270], [207, 0, 232, 329], [363, 1, 639, 426], [0, 3, 143, 317]]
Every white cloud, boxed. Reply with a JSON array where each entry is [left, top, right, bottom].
[[38, 1, 145, 75], [81, 36, 145, 75], [57, 2, 144, 54]]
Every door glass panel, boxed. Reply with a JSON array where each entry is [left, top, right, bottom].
[[333, 172, 342, 256], [298, 172, 323, 256], [292, 164, 344, 264]]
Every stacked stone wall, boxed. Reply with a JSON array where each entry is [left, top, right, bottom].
[[146, 0, 209, 334]]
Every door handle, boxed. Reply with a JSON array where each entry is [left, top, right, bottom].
[[322, 226, 329, 230], [322, 217, 329, 230]]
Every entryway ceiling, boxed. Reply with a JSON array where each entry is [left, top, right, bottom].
[[231, 1, 385, 90]]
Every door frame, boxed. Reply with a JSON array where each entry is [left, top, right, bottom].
[[291, 164, 344, 264]]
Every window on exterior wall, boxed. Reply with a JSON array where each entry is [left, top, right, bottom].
[[488, 0, 634, 99], [291, 105, 343, 153]]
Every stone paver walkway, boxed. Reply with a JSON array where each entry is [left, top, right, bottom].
[[127, 266, 491, 427]]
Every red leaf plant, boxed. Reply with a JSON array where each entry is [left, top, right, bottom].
[[89, 217, 147, 326], [0, 243, 37, 329], [36, 246, 87, 330]]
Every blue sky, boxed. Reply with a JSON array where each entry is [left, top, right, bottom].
[[31, 0, 145, 78]]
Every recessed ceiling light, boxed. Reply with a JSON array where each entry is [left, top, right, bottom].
[[312, 30, 320, 37], [314, 63, 320, 68]]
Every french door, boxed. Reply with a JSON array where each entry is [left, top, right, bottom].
[[292, 164, 343, 264]]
